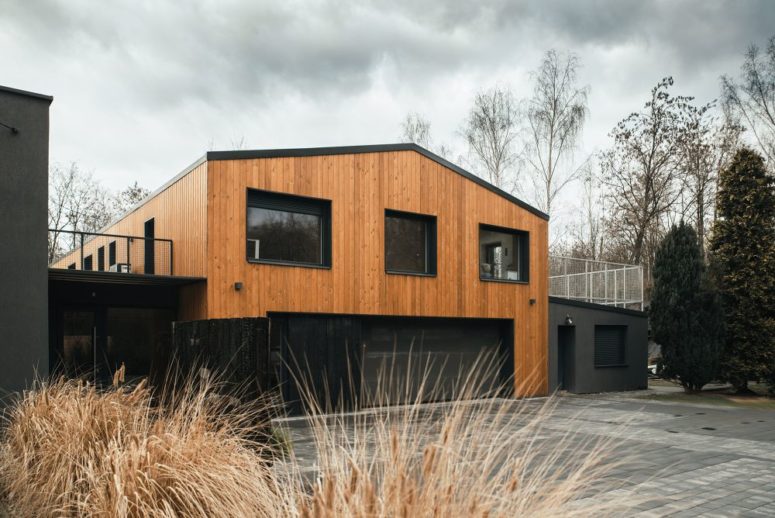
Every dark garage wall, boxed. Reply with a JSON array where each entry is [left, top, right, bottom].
[[0, 85, 52, 395], [548, 297, 648, 394]]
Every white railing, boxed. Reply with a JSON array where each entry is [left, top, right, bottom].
[[549, 256, 643, 310]]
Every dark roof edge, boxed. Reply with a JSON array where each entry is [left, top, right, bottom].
[[549, 296, 647, 317], [207, 143, 550, 220], [0, 84, 53, 103]]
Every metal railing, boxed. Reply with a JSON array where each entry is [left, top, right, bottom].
[[549, 256, 643, 310], [48, 229, 173, 276]]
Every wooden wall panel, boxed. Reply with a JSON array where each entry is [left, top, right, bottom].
[[205, 151, 549, 396], [52, 162, 209, 279]]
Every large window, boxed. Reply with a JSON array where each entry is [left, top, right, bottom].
[[246, 189, 331, 267], [479, 224, 529, 282], [594, 325, 627, 367], [385, 210, 437, 275]]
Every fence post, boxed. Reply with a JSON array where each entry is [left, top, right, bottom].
[[169, 241, 174, 276], [623, 267, 627, 308], [126, 237, 131, 271], [614, 269, 618, 307], [585, 260, 589, 303], [80, 233, 84, 270], [640, 266, 644, 311]]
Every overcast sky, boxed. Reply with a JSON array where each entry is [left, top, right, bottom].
[[2, 0, 774, 212]]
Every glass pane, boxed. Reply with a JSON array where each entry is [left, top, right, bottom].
[[105, 308, 174, 381], [385, 215, 427, 273], [247, 207, 322, 264], [479, 228, 522, 280], [62, 310, 95, 378]]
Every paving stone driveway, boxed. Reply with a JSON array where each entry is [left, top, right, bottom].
[[275, 392, 775, 517]]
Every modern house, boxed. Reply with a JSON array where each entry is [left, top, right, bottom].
[[49, 144, 551, 401]]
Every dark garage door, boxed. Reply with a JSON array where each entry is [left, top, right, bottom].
[[271, 314, 513, 413]]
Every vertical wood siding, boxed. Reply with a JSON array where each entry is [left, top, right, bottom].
[[205, 151, 549, 396], [51, 162, 209, 279]]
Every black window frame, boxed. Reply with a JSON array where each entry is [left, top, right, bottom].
[[246, 189, 332, 269], [83, 254, 93, 271], [478, 223, 530, 284], [108, 241, 116, 267], [384, 209, 437, 277], [593, 325, 628, 368], [97, 246, 105, 271]]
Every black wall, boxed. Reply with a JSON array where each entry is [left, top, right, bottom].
[[0, 86, 52, 396], [548, 297, 648, 393]]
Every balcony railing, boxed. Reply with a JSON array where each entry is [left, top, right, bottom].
[[549, 256, 644, 310], [48, 229, 173, 276]]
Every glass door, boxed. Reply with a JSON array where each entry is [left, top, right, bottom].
[[62, 309, 98, 381]]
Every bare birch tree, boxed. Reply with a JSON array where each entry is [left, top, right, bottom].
[[47, 164, 146, 263], [522, 50, 589, 216], [567, 163, 605, 260], [462, 86, 520, 190], [399, 112, 432, 149], [721, 35, 775, 165]]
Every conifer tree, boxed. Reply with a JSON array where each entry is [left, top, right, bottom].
[[652, 222, 722, 392], [709, 148, 775, 392]]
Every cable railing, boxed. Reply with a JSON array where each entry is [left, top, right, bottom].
[[48, 229, 173, 276], [549, 256, 643, 310]]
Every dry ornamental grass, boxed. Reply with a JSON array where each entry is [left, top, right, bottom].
[[0, 356, 637, 516]]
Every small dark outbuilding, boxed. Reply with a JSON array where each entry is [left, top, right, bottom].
[[548, 297, 648, 394]]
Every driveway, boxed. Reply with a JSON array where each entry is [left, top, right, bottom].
[[274, 391, 775, 517]]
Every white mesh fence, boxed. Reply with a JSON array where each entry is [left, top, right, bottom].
[[549, 256, 644, 310]]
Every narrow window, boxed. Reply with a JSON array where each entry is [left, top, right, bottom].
[[478, 224, 529, 282], [83, 255, 93, 271], [67, 263, 76, 270], [594, 325, 627, 367], [385, 209, 437, 275], [108, 241, 116, 267], [97, 246, 105, 271], [246, 190, 331, 267]]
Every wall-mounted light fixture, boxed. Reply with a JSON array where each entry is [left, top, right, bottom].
[[529, 298, 536, 305], [564, 314, 574, 326], [234, 282, 243, 291], [0, 120, 19, 134]]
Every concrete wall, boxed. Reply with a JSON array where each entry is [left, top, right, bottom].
[[0, 85, 52, 396], [548, 297, 648, 394]]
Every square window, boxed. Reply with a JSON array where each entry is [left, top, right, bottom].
[[479, 224, 529, 283], [594, 325, 627, 367], [385, 210, 437, 275], [246, 189, 331, 267]]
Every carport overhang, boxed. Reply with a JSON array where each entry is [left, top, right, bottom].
[[49, 268, 205, 286]]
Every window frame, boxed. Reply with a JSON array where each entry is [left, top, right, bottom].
[[593, 325, 628, 368], [384, 209, 437, 277], [245, 189, 332, 269], [478, 223, 530, 284]]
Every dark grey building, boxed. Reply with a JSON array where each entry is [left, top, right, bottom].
[[549, 297, 648, 394], [0, 85, 52, 396]]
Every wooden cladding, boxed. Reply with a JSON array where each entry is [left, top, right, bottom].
[[205, 150, 549, 396], [48, 148, 549, 395], [52, 162, 209, 278]]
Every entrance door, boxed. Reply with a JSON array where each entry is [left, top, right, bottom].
[[58, 306, 173, 385], [557, 326, 575, 391], [61, 308, 105, 382]]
